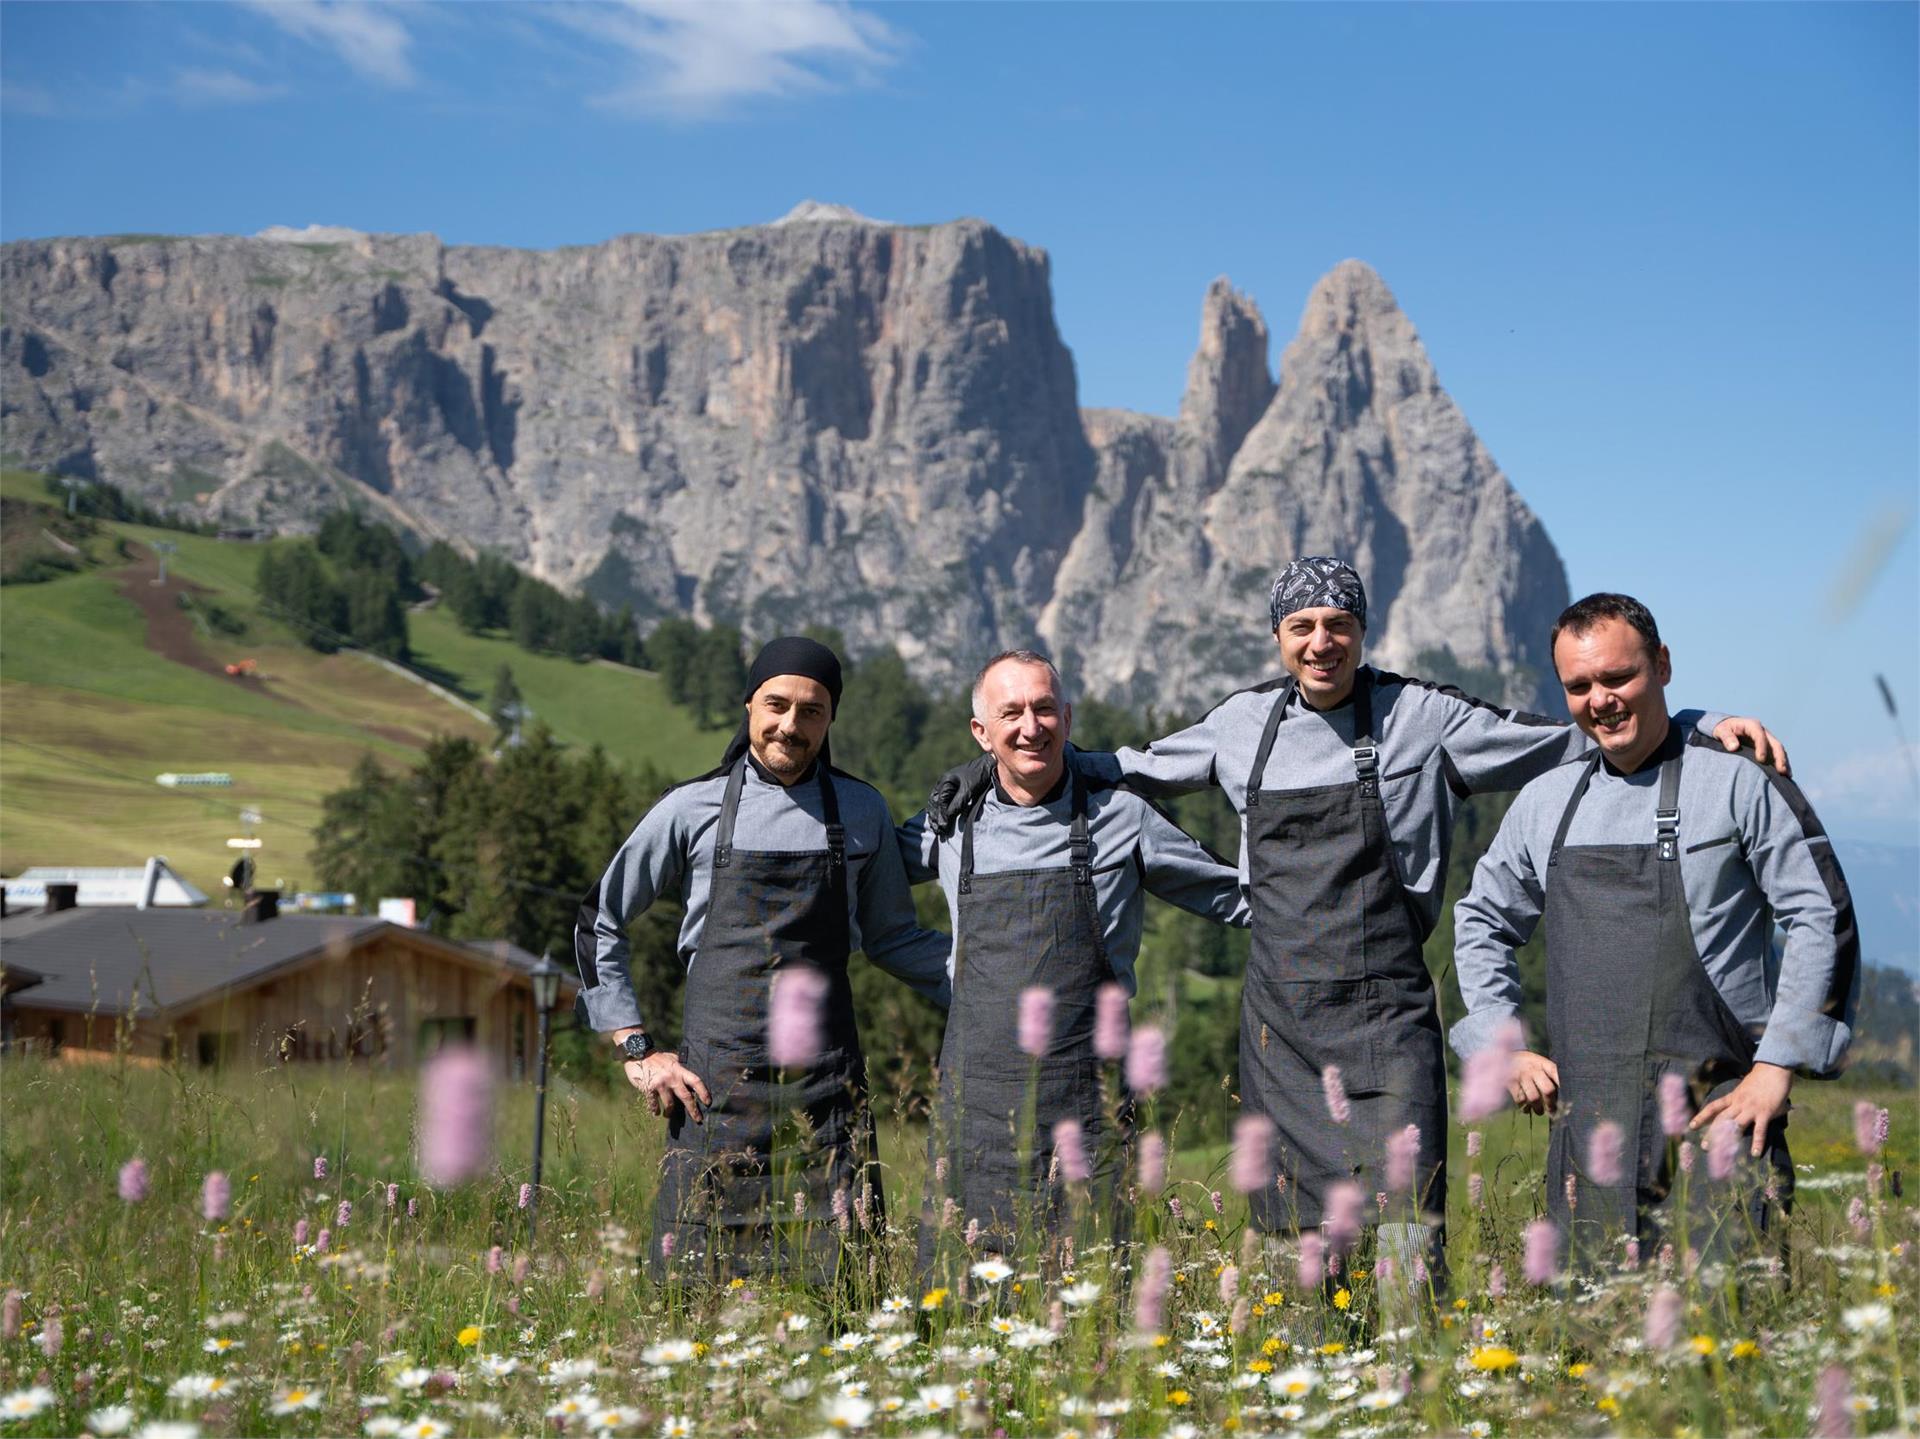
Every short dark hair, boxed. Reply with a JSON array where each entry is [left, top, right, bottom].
[[971, 649, 1066, 721], [1551, 592, 1663, 669]]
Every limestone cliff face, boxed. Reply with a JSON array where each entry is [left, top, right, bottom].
[[1, 218, 1566, 709], [1043, 263, 1567, 711]]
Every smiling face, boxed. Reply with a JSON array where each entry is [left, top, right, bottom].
[[1275, 605, 1364, 707], [746, 675, 832, 784], [970, 657, 1071, 802], [1553, 616, 1673, 772]]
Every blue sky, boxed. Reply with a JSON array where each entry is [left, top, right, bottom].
[[4, 1, 1916, 847]]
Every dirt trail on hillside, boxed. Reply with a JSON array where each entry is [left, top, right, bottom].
[[114, 552, 234, 680]]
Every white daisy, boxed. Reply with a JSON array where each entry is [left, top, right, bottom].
[[1842, 1303, 1892, 1334], [477, 1354, 518, 1379], [88, 1405, 137, 1436], [0, 1388, 55, 1421], [1007, 1326, 1058, 1350], [269, 1387, 323, 1414], [166, 1376, 235, 1403], [969, 1259, 1014, 1284], [874, 1334, 915, 1359], [201, 1337, 243, 1356], [1270, 1367, 1318, 1398], [832, 1332, 869, 1352], [643, 1340, 698, 1366], [880, 1296, 911, 1313], [659, 1416, 694, 1438], [587, 1406, 641, 1431], [1357, 1389, 1404, 1410], [135, 1425, 201, 1439], [822, 1394, 874, 1430], [1059, 1282, 1102, 1307], [916, 1385, 959, 1416], [545, 1394, 596, 1420], [390, 1368, 432, 1394], [397, 1418, 449, 1439]]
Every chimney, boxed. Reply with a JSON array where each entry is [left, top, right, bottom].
[[242, 888, 280, 924], [44, 883, 78, 915]]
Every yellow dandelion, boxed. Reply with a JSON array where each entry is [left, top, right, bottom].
[[1263, 1290, 1284, 1306], [1730, 1341, 1759, 1360], [1223, 1418, 1240, 1432], [1469, 1346, 1519, 1372], [1152, 1334, 1170, 1348], [1568, 1362, 1592, 1378], [1876, 1282, 1896, 1298], [1204, 1219, 1217, 1231], [1453, 1298, 1469, 1311], [1168, 1390, 1191, 1407], [1317, 1341, 1345, 1356], [1247, 1359, 1273, 1375], [728, 1278, 746, 1290], [1261, 1337, 1285, 1356], [1598, 1396, 1621, 1415], [1332, 1288, 1352, 1311], [456, 1326, 482, 1347], [1250, 1303, 1266, 1318], [919, 1288, 948, 1311], [1689, 1335, 1715, 1356]]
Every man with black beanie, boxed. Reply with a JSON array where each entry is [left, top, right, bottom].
[[575, 635, 951, 1282]]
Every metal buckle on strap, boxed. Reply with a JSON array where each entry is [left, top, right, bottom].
[[1352, 744, 1379, 795], [713, 845, 731, 868], [1655, 807, 1680, 862]]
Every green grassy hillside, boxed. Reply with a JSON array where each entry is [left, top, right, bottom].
[[0, 473, 722, 895]]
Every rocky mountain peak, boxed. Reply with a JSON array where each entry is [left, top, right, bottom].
[[1177, 277, 1275, 471], [772, 200, 884, 226]]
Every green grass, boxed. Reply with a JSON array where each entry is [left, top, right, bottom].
[[0, 1058, 1910, 1438], [0, 484, 720, 891]]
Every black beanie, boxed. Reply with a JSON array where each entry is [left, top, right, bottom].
[[744, 636, 843, 714]]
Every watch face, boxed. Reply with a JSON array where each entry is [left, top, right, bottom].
[[622, 1035, 648, 1060]]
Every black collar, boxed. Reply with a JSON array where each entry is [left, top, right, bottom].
[[1601, 715, 1684, 777], [746, 750, 819, 788], [991, 760, 1071, 807]]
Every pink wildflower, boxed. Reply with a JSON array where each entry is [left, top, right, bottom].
[[1385, 1124, 1421, 1193], [1134, 1245, 1171, 1333], [1230, 1115, 1273, 1194], [1678, 1139, 1696, 1174], [1297, 1233, 1324, 1288], [1047, 1116, 1087, 1185], [2, 1291, 20, 1342], [1137, 1132, 1167, 1193], [1658, 1072, 1691, 1138], [294, 1218, 309, 1246], [1017, 987, 1055, 1058], [1126, 1025, 1167, 1094], [1586, 1121, 1626, 1187], [1644, 1285, 1681, 1350], [1487, 1262, 1505, 1298], [1522, 1219, 1559, 1284], [768, 965, 829, 1067], [518, 1182, 533, 1210], [1093, 982, 1129, 1061], [201, 1171, 231, 1222], [1848, 1196, 1870, 1239], [38, 1314, 60, 1360], [512, 1255, 529, 1285], [386, 1182, 399, 1209], [1457, 1020, 1518, 1123], [407, 1198, 419, 1218], [1815, 1365, 1854, 1438], [1465, 1130, 1483, 1158], [1854, 1101, 1889, 1157], [1321, 1065, 1351, 1124], [336, 1200, 352, 1228], [1218, 1263, 1239, 1304], [418, 1046, 494, 1187], [487, 1245, 503, 1274], [1468, 1173, 1484, 1208], [313, 1156, 328, 1180], [118, 1158, 149, 1203], [1323, 1180, 1365, 1252], [315, 1227, 331, 1254], [1707, 1117, 1740, 1181]]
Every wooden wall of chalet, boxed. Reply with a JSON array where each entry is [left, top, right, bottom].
[[5, 931, 541, 1075]]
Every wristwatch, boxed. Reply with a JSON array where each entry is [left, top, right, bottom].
[[619, 1031, 655, 1064]]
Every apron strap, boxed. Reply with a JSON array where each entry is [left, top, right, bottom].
[[958, 768, 1091, 891], [1547, 752, 1605, 867], [713, 757, 747, 869], [713, 758, 846, 876], [1655, 748, 1682, 863], [1068, 767, 1092, 887], [1351, 669, 1379, 798], [1243, 678, 1297, 807]]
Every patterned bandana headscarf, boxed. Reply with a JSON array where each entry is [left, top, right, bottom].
[[1268, 556, 1367, 631]]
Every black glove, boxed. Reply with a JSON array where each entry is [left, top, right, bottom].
[[926, 753, 996, 836]]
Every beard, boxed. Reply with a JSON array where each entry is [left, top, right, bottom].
[[756, 729, 814, 776]]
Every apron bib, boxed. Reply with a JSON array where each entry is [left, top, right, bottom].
[[921, 768, 1130, 1267], [651, 759, 880, 1282], [1240, 672, 1447, 1231], [1543, 745, 1791, 1267]]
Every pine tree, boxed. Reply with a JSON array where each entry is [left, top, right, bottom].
[[488, 663, 524, 740]]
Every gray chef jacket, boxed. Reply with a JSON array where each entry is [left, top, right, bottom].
[[899, 752, 1250, 994], [1450, 725, 1860, 1075], [575, 755, 953, 1033], [1079, 665, 1728, 940]]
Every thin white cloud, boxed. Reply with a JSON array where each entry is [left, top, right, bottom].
[[245, 0, 418, 87], [1802, 740, 1920, 823], [552, 0, 902, 117], [169, 67, 289, 106], [1, 77, 62, 117]]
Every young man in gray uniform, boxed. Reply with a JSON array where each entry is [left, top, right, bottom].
[[932, 559, 1786, 1278], [901, 649, 1248, 1267], [1451, 593, 1857, 1264], [575, 636, 951, 1281]]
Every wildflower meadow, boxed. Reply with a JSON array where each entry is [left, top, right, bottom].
[[0, 1049, 1912, 1439]]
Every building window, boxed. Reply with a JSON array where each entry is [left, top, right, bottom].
[[197, 1032, 241, 1068], [417, 1016, 477, 1057]]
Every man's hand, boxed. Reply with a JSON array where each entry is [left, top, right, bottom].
[[1712, 716, 1790, 775], [1689, 1062, 1792, 1156], [1508, 1050, 1560, 1115], [625, 1051, 711, 1123], [925, 753, 996, 835]]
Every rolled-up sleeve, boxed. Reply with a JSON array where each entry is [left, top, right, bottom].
[[574, 801, 686, 1033], [857, 813, 953, 1008], [1449, 798, 1546, 1058], [1740, 769, 1860, 1075]]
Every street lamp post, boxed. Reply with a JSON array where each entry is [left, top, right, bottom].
[[528, 950, 562, 1243]]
